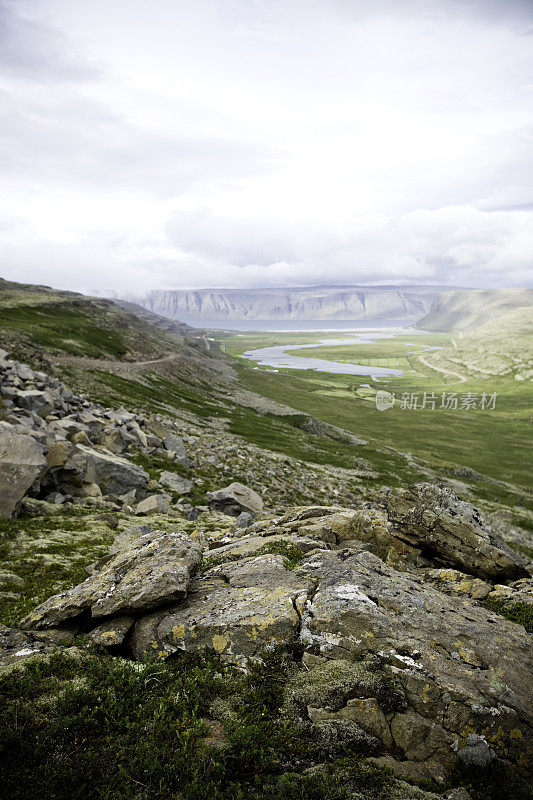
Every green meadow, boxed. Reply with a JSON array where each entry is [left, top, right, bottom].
[[217, 330, 532, 498]]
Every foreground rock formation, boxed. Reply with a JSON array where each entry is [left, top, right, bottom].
[[15, 489, 532, 783]]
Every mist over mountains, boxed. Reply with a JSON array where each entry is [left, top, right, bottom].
[[123, 284, 459, 323]]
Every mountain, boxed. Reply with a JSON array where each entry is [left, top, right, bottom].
[[416, 287, 533, 332], [124, 284, 457, 322]]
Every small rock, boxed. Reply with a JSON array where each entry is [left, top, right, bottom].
[[159, 471, 193, 495], [235, 511, 253, 529], [136, 495, 171, 515]]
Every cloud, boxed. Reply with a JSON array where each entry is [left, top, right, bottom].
[[0, 0, 532, 293], [0, 0, 99, 82]]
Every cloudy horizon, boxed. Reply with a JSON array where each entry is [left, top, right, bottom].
[[1, 0, 532, 295]]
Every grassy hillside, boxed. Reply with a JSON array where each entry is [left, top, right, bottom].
[[416, 287, 533, 332], [0, 278, 214, 367], [428, 307, 533, 380]]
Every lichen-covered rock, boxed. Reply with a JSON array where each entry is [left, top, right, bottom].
[[0, 624, 78, 670], [386, 483, 528, 580], [0, 426, 47, 517], [423, 568, 492, 600], [108, 524, 154, 554], [20, 531, 202, 628], [88, 615, 134, 647], [293, 548, 532, 770], [131, 554, 307, 665]]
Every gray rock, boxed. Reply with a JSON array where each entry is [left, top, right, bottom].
[[72, 445, 150, 497], [386, 483, 529, 580], [206, 482, 264, 516], [16, 364, 35, 381], [77, 412, 106, 441], [109, 524, 153, 554], [163, 433, 189, 465], [21, 530, 203, 627], [158, 470, 193, 495], [136, 494, 171, 515], [235, 511, 253, 529], [0, 427, 47, 517], [15, 390, 54, 418]]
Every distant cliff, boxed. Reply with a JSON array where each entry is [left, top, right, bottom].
[[125, 285, 451, 322], [416, 288, 533, 332]]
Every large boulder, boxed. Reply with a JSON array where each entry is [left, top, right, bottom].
[[386, 483, 529, 580], [135, 494, 171, 515], [0, 427, 47, 517], [61, 445, 150, 497], [163, 432, 189, 466], [206, 482, 264, 516], [20, 530, 202, 628]]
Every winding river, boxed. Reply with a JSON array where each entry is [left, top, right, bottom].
[[242, 331, 442, 378], [242, 332, 404, 377]]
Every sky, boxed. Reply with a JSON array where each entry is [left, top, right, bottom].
[[1, 0, 532, 294]]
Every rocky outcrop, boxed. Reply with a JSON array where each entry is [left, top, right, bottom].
[[131, 553, 307, 663], [20, 530, 202, 628], [386, 483, 528, 580], [19, 495, 532, 780], [206, 482, 264, 516], [0, 425, 47, 517]]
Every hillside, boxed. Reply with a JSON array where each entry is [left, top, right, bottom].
[[124, 284, 456, 322], [0, 279, 531, 800], [0, 278, 230, 381], [425, 307, 533, 380], [416, 287, 533, 332]]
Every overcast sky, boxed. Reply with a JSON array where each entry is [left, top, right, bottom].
[[1, 0, 532, 294]]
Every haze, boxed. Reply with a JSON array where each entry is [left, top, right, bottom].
[[1, 0, 532, 293]]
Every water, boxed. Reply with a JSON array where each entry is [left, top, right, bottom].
[[242, 332, 405, 377]]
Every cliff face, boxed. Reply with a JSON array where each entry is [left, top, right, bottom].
[[127, 285, 447, 321], [416, 288, 533, 332]]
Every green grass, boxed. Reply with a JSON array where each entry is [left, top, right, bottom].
[[218, 330, 532, 499], [0, 648, 395, 800], [0, 302, 129, 357], [0, 510, 115, 627], [251, 540, 306, 570], [481, 598, 533, 632]]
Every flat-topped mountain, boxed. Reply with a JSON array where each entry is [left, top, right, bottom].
[[124, 284, 460, 322]]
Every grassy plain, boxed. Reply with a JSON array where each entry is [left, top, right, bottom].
[[216, 330, 532, 499]]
